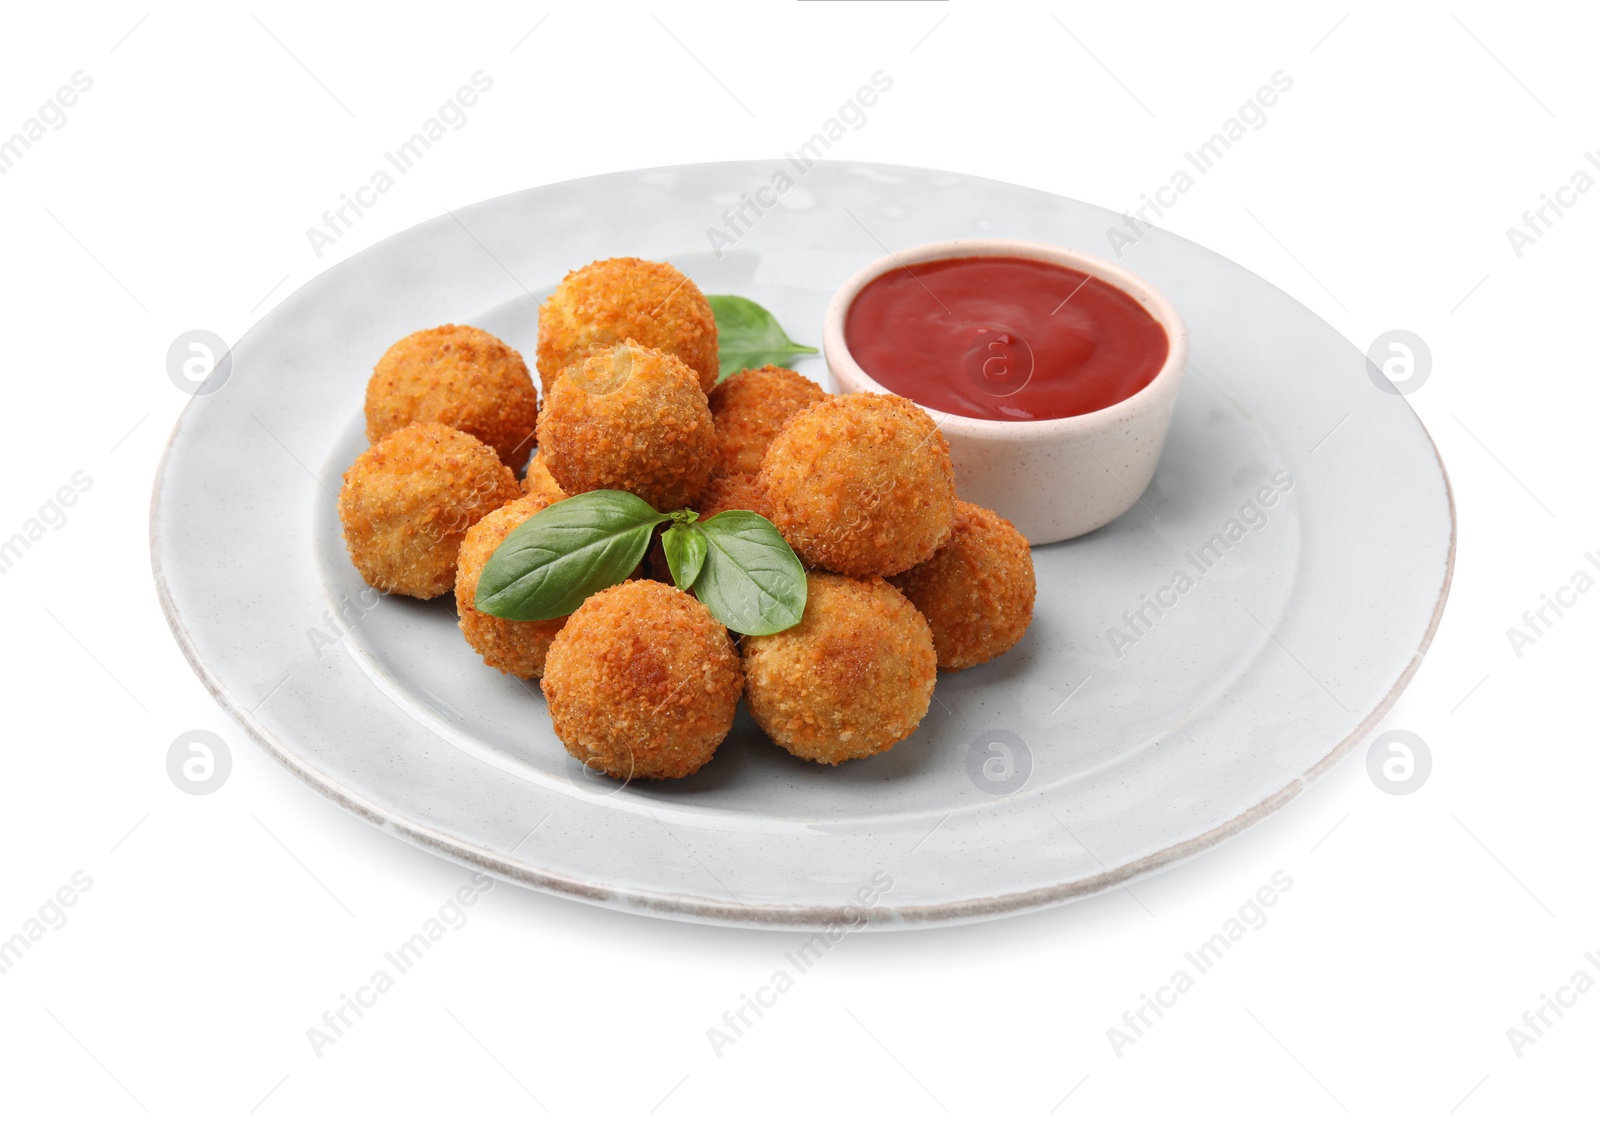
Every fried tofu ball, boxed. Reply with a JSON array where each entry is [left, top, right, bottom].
[[522, 451, 566, 501], [365, 325, 539, 471], [889, 501, 1036, 670], [339, 423, 520, 598], [758, 393, 956, 578], [537, 257, 718, 395], [742, 573, 936, 765], [536, 340, 715, 511], [708, 365, 828, 476], [455, 492, 568, 679], [542, 580, 742, 780]]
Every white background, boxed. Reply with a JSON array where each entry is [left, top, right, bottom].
[[1, 1, 1594, 1122]]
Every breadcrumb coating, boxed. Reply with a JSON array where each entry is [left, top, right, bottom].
[[455, 492, 567, 679], [522, 450, 566, 501], [694, 471, 771, 521], [536, 340, 715, 511], [889, 501, 1035, 670], [542, 581, 743, 780], [537, 257, 719, 395], [708, 365, 828, 476], [338, 422, 520, 599], [758, 393, 956, 577], [741, 573, 935, 765], [364, 325, 539, 472]]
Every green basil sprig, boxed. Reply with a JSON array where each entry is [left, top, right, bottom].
[[474, 490, 661, 620], [692, 510, 810, 635], [661, 520, 707, 590], [474, 489, 806, 635], [707, 294, 819, 381]]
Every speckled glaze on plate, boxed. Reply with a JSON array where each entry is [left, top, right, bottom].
[[151, 161, 1454, 930]]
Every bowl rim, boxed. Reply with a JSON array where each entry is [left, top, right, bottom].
[[821, 237, 1190, 438]]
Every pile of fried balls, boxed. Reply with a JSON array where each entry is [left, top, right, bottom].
[[338, 257, 1036, 781]]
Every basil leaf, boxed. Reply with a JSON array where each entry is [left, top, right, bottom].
[[707, 294, 819, 381], [475, 490, 665, 620], [693, 510, 807, 635], [661, 522, 708, 591]]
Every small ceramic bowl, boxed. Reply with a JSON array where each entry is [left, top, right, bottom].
[[822, 239, 1189, 545]]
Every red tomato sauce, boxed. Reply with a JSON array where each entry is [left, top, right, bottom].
[[844, 256, 1169, 421]]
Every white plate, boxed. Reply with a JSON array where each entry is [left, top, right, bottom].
[[152, 161, 1454, 929]]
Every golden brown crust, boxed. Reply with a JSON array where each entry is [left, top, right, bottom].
[[741, 573, 936, 765], [693, 471, 771, 521], [338, 423, 520, 599], [536, 257, 719, 395], [455, 492, 567, 679], [708, 366, 828, 476], [542, 580, 743, 780], [536, 340, 715, 511], [889, 501, 1036, 670], [521, 451, 567, 502], [757, 393, 956, 577], [364, 325, 539, 472]]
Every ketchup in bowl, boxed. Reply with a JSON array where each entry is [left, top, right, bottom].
[[843, 255, 1169, 422]]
